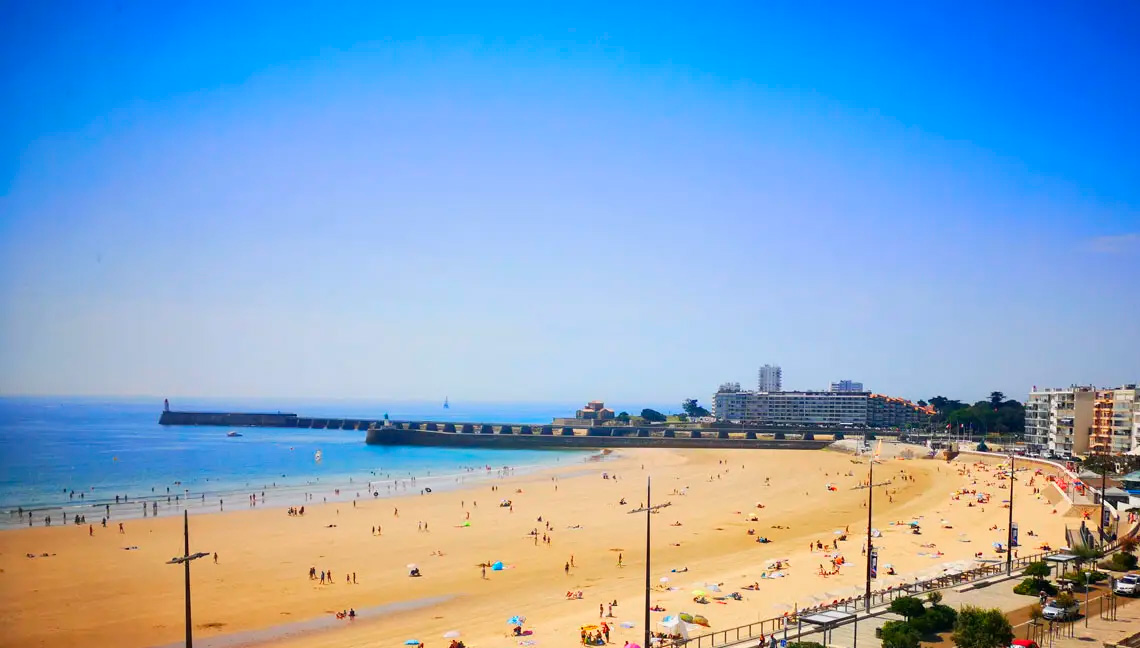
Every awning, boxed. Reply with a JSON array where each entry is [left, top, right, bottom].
[[1045, 554, 1077, 564], [799, 610, 856, 628]]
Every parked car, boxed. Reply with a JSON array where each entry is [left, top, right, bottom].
[[1011, 640, 1039, 648], [1113, 573, 1140, 596], [1041, 598, 1080, 621]]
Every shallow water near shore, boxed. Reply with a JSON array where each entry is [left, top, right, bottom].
[[0, 397, 610, 527]]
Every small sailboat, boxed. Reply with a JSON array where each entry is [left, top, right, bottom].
[[226, 430, 242, 437], [444, 396, 449, 409], [314, 449, 322, 463]]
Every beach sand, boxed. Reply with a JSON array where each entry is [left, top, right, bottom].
[[0, 445, 1069, 648]]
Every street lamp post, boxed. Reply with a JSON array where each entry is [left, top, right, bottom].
[[864, 437, 875, 611], [166, 510, 210, 648], [1006, 448, 1015, 576], [629, 478, 671, 648]]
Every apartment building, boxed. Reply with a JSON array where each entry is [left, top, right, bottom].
[[758, 365, 782, 392], [830, 380, 864, 393], [711, 389, 877, 426], [1024, 387, 1096, 457], [1092, 385, 1140, 454], [867, 394, 935, 427]]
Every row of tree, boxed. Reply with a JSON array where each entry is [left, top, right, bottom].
[[922, 391, 1026, 435]]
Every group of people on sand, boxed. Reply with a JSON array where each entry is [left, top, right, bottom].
[[309, 566, 357, 585], [581, 622, 610, 645], [287, 506, 305, 516]]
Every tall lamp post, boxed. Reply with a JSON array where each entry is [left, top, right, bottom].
[[864, 437, 875, 611], [629, 478, 670, 648], [1006, 447, 1015, 576], [166, 510, 210, 648]]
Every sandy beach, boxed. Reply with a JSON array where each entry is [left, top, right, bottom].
[[0, 444, 1071, 648]]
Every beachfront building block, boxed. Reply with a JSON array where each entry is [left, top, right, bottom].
[[758, 364, 782, 392], [829, 380, 864, 392], [1091, 385, 1140, 454], [1024, 386, 1095, 457]]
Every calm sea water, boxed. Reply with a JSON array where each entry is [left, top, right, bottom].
[[0, 397, 667, 528]]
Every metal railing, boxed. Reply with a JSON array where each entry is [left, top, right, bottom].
[[673, 549, 1061, 648]]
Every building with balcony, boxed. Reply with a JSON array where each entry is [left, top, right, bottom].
[[867, 394, 935, 428], [1024, 386, 1095, 457], [1092, 385, 1139, 454], [711, 388, 870, 426], [758, 364, 782, 392]]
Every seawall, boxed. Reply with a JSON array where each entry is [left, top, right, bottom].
[[158, 410, 837, 450], [365, 426, 833, 450]]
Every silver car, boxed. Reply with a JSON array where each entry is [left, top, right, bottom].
[[1114, 574, 1140, 596], [1041, 598, 1080, 621]]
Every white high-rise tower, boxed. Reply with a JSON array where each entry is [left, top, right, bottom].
[[758, 364, 782, 392]]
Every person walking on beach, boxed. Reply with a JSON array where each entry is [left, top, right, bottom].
[[482, 565, 487, 579], [118, 522, 124, 534], [213, 552, 218, 564], [599, 603, 604, 618], [617, 553, 623, 567], [320, 571, 325, 584], [89, 525, 93, 536], [352, 572, 356, 584], [565, 562, 570, 575]]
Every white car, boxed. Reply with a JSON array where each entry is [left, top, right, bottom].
[[1114, 574, 1140, 596], [1041, 598, 1080, 621]]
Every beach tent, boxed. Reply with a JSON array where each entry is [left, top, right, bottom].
[[492, 561, 504, 571], [659, 617, 693, 640]]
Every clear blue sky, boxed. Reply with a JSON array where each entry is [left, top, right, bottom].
[[1, 2, 1137, 405]]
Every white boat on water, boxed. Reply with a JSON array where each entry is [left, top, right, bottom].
[[227, 431, 242, 437]]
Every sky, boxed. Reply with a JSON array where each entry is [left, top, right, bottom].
[[1, 2, 1138, 406]]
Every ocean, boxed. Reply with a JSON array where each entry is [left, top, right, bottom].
[[0, 397, 671, 529]]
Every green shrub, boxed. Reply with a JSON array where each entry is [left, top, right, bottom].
[[1100, 552, 1139, 572], [1014, 577, 1057, 596], [1072, 569, 1108, 586], [952, 606, 1013, 648], [787, 643, 825, 648], [878, 620, 921, 648], [889, 596, 926, 620], [914, 604, 957, 634]]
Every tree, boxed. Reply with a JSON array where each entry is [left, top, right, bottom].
[[878, 620, 921, 648], [989, 391, 1005, 409], [917, 400, 928, 407], [616, 411, 631, 424], [1070, 542, 1104, 574], [952, 606, 1013, 648], [640, 408, 666, 423], [681, 399, 711, 418], [889, 596, 926, 621]]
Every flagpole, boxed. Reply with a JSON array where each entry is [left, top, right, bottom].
[[864, 436, 874, 610]]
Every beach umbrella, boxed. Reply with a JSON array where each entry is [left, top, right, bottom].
[[508, 615, 526, 625], [679, 613, 695, 623], [492, 561, 504, 571], [662, 615, 677, 624], [692, 615, 709, 627], [404, 641, 421, 646], [627, 644, 642, 648], [443, 631, 461, 639], [691, 589, 706, 596]]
